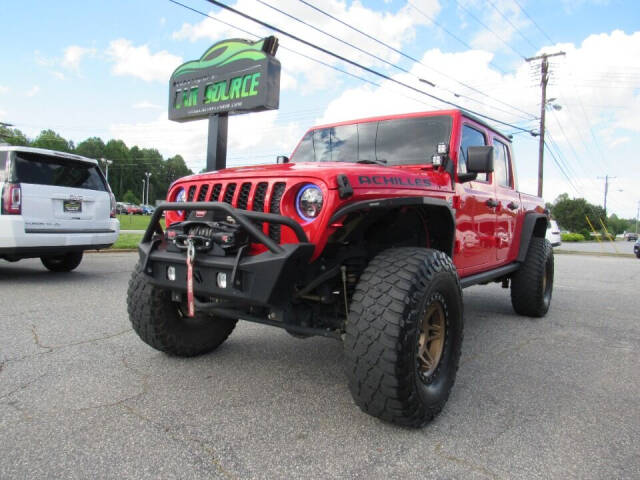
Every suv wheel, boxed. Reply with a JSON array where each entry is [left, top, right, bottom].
[[40, 251, 83, 272], [510, 237, 554, 317], [344, 248, 463, 427], [127, 265, 237, 357]]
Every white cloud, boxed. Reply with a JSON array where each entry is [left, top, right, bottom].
[[609, 137, 630, 149], [133, 101, 163, 110], [52, 71, 65, 80], [105, 39, 182, 82], [61, 45, 97, 71], [26, 86, 40, 97], [0, 85, 8, 94], [171, 0, 442, 91]]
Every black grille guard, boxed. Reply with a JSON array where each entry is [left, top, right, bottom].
[[143, 201, 309, 253]]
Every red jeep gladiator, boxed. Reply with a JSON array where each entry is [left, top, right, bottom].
[[128, 109, 553, 427]]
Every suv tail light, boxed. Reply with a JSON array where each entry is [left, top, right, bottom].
[[109, 192, 117, 218], [1, 183, 21, 215]]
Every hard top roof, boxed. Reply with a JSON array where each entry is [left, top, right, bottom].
[[306, 109, 512, 143]]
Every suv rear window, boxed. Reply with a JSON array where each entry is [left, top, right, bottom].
[[13, 152, 107, 191], [0, 151, 7, 182]]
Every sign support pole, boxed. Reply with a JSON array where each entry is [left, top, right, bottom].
[[207, 113, 228, 172]]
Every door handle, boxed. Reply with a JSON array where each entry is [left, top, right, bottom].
[[507, 201, 519, 210], [486, 199, 498, 208]]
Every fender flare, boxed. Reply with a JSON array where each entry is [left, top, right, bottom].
[[517, 212, 549, 263], [329, 196, 456, 257]]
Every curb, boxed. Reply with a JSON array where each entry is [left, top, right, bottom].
[[86, 249, 138, 254], [554, 249, 634, 258]]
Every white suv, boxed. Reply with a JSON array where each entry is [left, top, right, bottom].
[[0, 146, 120, 271]]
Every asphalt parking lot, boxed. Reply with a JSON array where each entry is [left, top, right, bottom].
[[1, 252, 638, 479]]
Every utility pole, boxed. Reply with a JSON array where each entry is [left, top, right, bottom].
[[144, 172, 152, 205], [141, 179, 146, 205], [635, 201, 639, 234], [526, 51, 565, 198], [597, 175, 616, 216]]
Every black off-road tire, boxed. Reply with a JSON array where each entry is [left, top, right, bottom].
[[511, 237, 554, 317], [344, 248, 464, 428], [40, 251, 83, 272], [127, 266, 237, 357]]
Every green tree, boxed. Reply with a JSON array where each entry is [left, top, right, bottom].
[[31, 129, 73, 152], [122, 190, 139, 204], [104, 139, 131, 200], [551, 193, 607, 233], [75, 137, 106, 160], [607, 214, 630, 236], [0, 126, 29, 146]]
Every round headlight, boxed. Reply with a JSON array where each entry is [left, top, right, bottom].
[[174, 187, 186, 215], [296, 184, 323, 221]]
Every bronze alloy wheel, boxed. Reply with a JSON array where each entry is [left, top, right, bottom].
[[417, 299, 446, 381]]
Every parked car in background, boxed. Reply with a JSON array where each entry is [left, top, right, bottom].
[[140, 204, 155, 215], [634, 239, 640, 258], [116, 202, 128, 214], [0, 146, 119, 271], [546, 219, 562, 247], [624, 231, 638, 241], [124, 203, 143, 215]]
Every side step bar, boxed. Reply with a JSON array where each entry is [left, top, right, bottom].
[[460, 262, 520, 289]]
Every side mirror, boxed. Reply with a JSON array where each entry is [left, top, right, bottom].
[[276, 155, 289, 164], [467, 146, 494, 173]]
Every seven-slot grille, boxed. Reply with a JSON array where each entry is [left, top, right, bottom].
[[181, 181, 288, 242]]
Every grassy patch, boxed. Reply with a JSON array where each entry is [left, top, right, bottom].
[[116, 214, 165, 231], [561, 232, 585, 242], [112, 233, 143, 249]]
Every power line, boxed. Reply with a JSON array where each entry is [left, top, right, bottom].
[[485, 0, 539, 51], [298, 0, 537, 121], [258, 0, 534, 122], [543, 140, 580, 194], [168, 0, 450, 113], [454, 0, 528, 59], [512, 0, 555, 45], [200, 0, 536, 134]]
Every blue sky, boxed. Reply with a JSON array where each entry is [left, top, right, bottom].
[[1, 0, 639, 217]]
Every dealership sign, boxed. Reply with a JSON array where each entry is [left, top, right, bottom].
[[168, 37, 281, 122]]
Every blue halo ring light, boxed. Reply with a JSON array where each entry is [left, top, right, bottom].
[[295, 184, 323, 221]]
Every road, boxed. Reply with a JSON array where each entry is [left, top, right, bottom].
[[1, 252, 639, 479], [556, 240, 636, 255]]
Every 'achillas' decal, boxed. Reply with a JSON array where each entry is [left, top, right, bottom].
[[358, 175, 431, 187]]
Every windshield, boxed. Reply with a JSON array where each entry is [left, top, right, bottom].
[[291, 115, 452, 166]]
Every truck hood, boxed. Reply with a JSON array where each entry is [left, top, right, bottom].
[[176, 162, 452, 192]]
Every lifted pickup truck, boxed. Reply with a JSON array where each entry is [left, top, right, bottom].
[[127, 109, 553, 427]]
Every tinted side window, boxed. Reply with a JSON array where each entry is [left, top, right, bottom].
[[493, 140, 511, 188], [459, 125, 487, 181], [0, 152, 7, 182], [14, 152, 107, 191], [375, 116, 451, 165]]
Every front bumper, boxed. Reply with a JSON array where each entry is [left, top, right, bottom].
[[138, 201, 313, 307]]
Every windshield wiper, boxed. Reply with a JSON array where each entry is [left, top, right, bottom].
[[356, 159, 387, 166]]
